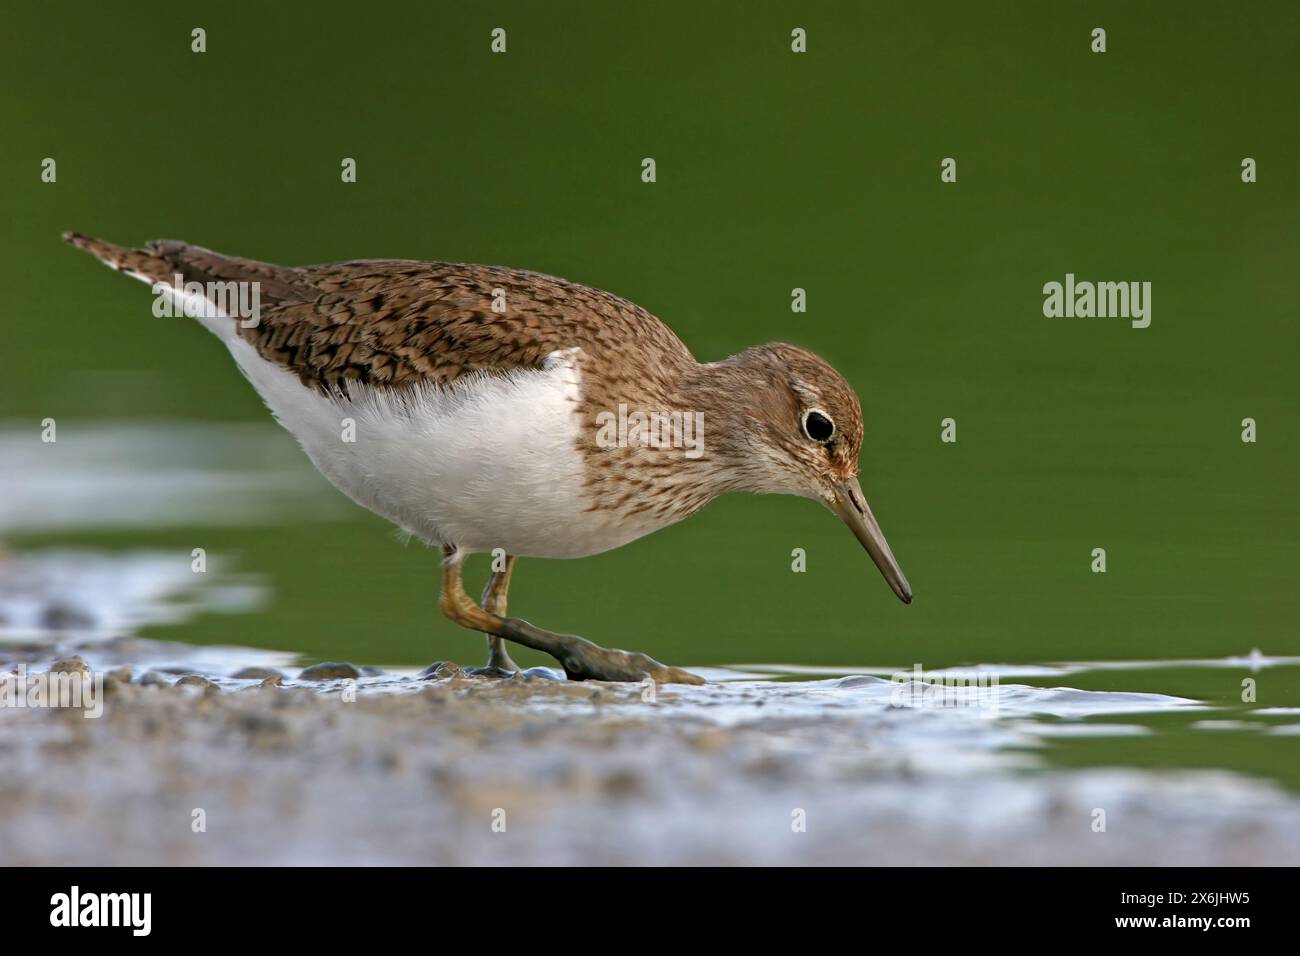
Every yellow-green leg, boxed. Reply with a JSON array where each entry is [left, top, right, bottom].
[[437, 547, 702, 684], [476, 555, 521, 676]]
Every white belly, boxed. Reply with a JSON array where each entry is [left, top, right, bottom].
[[223, 339, 660, 558], [131, 275, 669, 558]]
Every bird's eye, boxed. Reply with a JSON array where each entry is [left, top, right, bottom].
[[802, 409, 835, 444]]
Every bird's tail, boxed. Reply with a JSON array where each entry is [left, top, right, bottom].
[[62, 231, 179, 286], [63, 231, 311, 303]]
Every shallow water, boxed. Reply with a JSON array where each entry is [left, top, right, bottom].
[[6, 628, 1300, 865], [3, 537, 1299, 798], [5, 522, 1300, 864]]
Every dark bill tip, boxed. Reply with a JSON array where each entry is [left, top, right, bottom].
[[830, 479, 913, 605]]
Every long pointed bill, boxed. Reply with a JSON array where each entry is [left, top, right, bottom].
[[830, 478, 913, 604]]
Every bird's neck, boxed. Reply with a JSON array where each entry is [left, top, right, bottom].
[[665, 353, 795, 498], [576, 350, 795, 528]]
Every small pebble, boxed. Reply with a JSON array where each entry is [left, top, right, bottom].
[[230, 666, 284, 681], [298, 662, 362, 681], [259, 674, 283, 688], [176, 674, 218, 691], [417, 661, 464, 680], [138, 671, 169, 687], [521, 667, 565, 681], [48, 655, 90, 677]]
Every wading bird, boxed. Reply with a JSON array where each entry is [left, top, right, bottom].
[[66, 233, 911, 683]]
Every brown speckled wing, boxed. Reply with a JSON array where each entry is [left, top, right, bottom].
[[65, 233, 694, 394], [240, 258, 685, 392], [192, 247, 694, 393]]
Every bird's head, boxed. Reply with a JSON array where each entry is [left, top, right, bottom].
[[710, 342, 912, 604]]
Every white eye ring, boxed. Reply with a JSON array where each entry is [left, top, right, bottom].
[[801, 408, 835, 444]]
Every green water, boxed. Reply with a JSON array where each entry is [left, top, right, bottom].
[[2, 4, 1297, 786]]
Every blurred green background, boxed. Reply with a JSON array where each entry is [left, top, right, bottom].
[[2, 0, 1296, 715]]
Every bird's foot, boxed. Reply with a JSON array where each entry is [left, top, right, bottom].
[[495, 616, 703, 685], [558, 643, 704, 685], [462, 636, 522, 678], [484, 636, 522, 674]]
